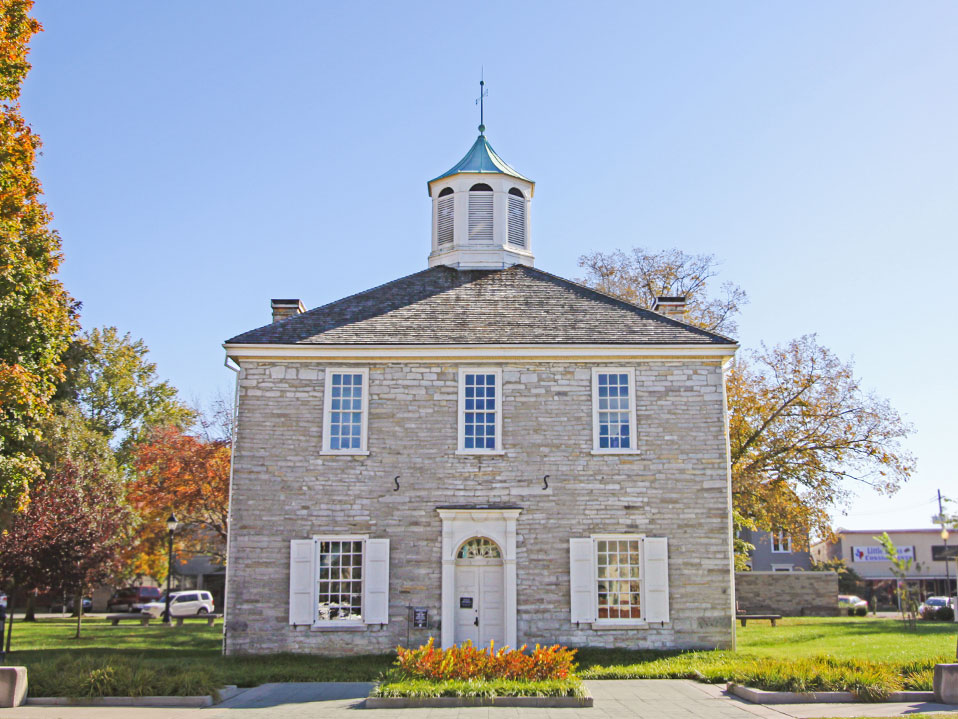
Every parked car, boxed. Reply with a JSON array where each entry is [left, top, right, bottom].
[[141, 591, 214, 619], [919, 596, 953, 619], [106, 586, 162, 613], [49, 597, 93, 613], [838, 594, 868, 616], [0, 593, 6, 609]]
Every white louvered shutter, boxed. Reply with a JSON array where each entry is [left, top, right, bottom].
[[468, 192, 494, 242], [642, 537, 670, 623], [289, 539, 316, 626], [507, 195, 525, 247], [569, 538, 596, 623], [437, 195, 454, 246], [363, 538, 390, 624]]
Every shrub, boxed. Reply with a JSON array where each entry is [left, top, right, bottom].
[[935, 606, 954, 621], [394, 637, 577, 681]]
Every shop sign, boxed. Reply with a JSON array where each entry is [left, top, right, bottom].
[[851, 545, 914, 562]]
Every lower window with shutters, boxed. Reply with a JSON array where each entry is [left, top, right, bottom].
[[569, 535, 669, 627], [288, 536, 390, 629]]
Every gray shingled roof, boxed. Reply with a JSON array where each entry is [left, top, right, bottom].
[[225, 265, 736, 346]]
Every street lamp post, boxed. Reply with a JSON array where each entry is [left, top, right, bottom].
[[941, 527, 951, 606], [163, 513, 178, 624]]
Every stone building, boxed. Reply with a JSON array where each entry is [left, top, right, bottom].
[[222, 126, 739, 655]]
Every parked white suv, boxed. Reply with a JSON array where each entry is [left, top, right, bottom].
[[142, 591, 214, 618]]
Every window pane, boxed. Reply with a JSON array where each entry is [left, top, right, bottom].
[[328, 373, 364, 451], [595, 537, 640, 620], [462, 372, 497, 450]]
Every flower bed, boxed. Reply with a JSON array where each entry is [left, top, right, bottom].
[[371, 639, 588, 702]]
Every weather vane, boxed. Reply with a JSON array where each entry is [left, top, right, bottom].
[[476, 71, 488, 135]]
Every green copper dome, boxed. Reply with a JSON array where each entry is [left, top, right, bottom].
[[428, 134, 532, 192]]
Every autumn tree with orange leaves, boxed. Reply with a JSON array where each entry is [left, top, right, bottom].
[[128, 412, 231, 580], [579, 247, 914, 563], [0, 0, 78, 501]]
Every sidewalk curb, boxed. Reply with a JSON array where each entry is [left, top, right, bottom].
[[727, 682, 935, 704], [24, 684, 246, 708]]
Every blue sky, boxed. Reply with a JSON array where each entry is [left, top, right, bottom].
[[25, 2, 958, 531]]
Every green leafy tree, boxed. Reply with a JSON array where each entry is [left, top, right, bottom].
[[875, 532, 922, 629], [0, 0, 78, 500], [60, 327, 194, 466]]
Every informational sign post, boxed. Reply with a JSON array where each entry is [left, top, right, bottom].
[[413, 607, 428, 628]]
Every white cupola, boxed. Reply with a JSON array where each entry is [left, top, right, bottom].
[[427, 125, 534, 270]]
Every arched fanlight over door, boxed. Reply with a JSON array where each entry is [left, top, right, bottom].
[[468, 184, 494, 243], [437, 187, 454, 246], [507, 187, 525, 248], [456, 537, 502, 559]]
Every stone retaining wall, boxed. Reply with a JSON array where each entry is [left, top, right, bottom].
[[735, 571, 839, 616]]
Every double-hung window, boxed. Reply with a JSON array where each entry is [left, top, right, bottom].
[[458, 368, 503, 454], [591, 368, 638, 453], [288, 535, 390, 628], [317, 538, 365, 623], [569, 535, 670, 626], [595, 536, 643, 621], [771, 531, 792, 553], [322, 368, 369, 454]]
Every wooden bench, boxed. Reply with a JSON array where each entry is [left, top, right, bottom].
[[174, 613, 222, 627], [736, 614, 781, 627], [107, 613, 151, 626]]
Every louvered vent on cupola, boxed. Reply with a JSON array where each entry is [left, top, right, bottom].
[[437, 187, 454, 246], [507, 187, 525, 247], [468, 183, 494, 243]]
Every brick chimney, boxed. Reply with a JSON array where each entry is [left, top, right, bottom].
[[652, 296, 687, 322], [270, 299, 305, 323]]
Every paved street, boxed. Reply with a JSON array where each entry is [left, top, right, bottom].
[[2, 680, 958, 719]]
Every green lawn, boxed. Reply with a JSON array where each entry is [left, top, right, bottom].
[[738, 616, 957, 662], [3, 615, 956, 698]]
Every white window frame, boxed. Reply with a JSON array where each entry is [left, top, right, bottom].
[[457, 367, 504, 455], [592, 533, 645, 627], [771, 531, 792, 553], [591, 367, 639, 455], [321, 367, 370, 455], [312, 534, 366, 629]]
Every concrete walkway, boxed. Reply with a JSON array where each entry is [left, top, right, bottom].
[[1, 680, 956, 718]]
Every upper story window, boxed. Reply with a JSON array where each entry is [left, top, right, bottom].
[[458, 367, 502, 454], [591, 368, 638, 453], [322, 368, 369, 454], [507, 187, 526, 248], [437, 187, 454, 246], [772, 531, 792, 553], [467, 183, 494, 243]]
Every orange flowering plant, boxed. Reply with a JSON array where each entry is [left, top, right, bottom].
[[394, 637, 577, 681]]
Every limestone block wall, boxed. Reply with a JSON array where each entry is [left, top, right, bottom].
[[735, 571, 839, 616], [224, 359, 735, 655]]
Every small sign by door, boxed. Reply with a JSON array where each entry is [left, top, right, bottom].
[[459, 597, 473, 608], [413, 607, 428, 628]]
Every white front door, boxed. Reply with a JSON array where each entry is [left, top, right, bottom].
[[454, 561, 504, 647]]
